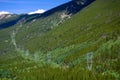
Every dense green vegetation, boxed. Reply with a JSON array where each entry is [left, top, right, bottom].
[[0, 0, 120, 80]]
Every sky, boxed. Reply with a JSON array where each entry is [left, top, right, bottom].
[[0, 0, 71, 14]]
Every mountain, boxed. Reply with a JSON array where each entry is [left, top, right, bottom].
[[0, 0, 94, 54], [0, 14, 12, 20], [0, 0, 94, 30], [0, 14, 18, 29], [0, 0, 120, 80]]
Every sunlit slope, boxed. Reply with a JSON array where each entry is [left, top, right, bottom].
[[0, 0, 94, 55], [0, 0, 120, 80], [14, 0, 94, 53], [24, 0, 120, 53]]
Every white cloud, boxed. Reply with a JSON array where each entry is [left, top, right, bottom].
[[28, 9, 46, 15], [0, 11, 11, 15]]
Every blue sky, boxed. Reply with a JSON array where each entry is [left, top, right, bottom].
[[0, 0, 70, 14]]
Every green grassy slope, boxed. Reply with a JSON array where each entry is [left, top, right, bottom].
[[0, 0, 89, 55], [25, 0, 120, 53], [0, 0, 120, 80]]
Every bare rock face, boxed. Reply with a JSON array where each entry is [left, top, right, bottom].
[[0, 14, 12, 20], [72, 0, 94, 5], [72, 0, 87, 4]]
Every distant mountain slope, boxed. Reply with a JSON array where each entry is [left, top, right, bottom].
[[12, 0, 94, 52], [22, 0, 120, 53], [0, 0, 93, 51], [0, 0, 94, 29], [0, 14, 42, 29], [0, 0, 95, 55], [0, 14, 19, 29]]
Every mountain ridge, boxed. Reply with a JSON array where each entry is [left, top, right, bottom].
[[0, 0, 94, 29]]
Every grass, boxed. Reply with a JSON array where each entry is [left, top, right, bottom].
[[0, 0, 120, 80]]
